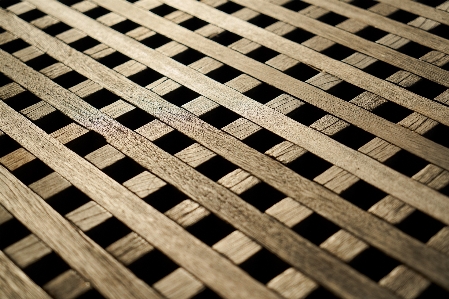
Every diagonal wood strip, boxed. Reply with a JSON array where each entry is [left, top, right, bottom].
[[233, 0, 449, 87], [367, 0, 449, 26], [161, 0, 449, 120], [1, 30, 449, 294], [0, 52, 401, 299], [90, 0, 449, 173], [301, 0, 449, 54], [7, 2, 449, 227], [0, 250, 51, 299], [0, 166, 161, 299]]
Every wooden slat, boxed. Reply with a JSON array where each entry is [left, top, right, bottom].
[[4, 234, 52, 268], [9, 2, 449, 228], [0, 250, 51, 299], [0, 55, 281, 299], [0, 50, 402, 298], [234, 0, 449, 87], [301, 0, 449, 54], [2, 13, 449, 292], [0, 165, 161, 299], [375, 0, 449, 26], [158, 0, 449, 125], [86, 0, 449, 174]]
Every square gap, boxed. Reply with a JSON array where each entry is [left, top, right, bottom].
[[152, 129, 196, 154], [286, 104, 327, 126], [18, 9, 46, 22], [371, 101, 412, 123], [210, 31, 242, 46], [162, 86, 200, 106], [150, 4, 177, 17], [179, 17, 209, 31], [349, 247, 400, 281], [171, 48, 205, 65], [331, 125, 375, 150], [199, 105, 240, 129], [397, 41, 432, 59], [53, 71, 88, 89], [326, 81, 365, 101], [33, 111, 73, 134], [396, 210, 445, 243], [292, 213, 340, 245], [25, 54, 58, 71], [24, 252, 70, 286], [355, 26, 388, 42], [128, 250, 178, 285], [320, 43, 355, 61], [246, 46, 279, 63], [206, 64, 242, 83], [46, 186, 91, 215], [85, 217, 132, 248], [242, 129, 284, 153], [423, 124, 449, 149], [387, 10, 418, 24], [4, 91, 41, 111], [115, 108, 155, 130], [244, 83, 283, 104], [317, 12, 347, 26], [239, 248, 289, 284], [0, 218, 31, 250], [195, 155, 238, 181], [284, 63, 319, 81], [287, 152, 332, 180], [384, 150, 429, 177], [83, 89, 120, 109], [215, 2, 244, 14], [69, 36, 100, 52], [65, 131, 108, 157], [102, 157, 146, 184], [111, 19, 140, 34], [406, 77, 447, 99], [282, 1, 310, 12], [12, 159, 54, 185], [97, 51, 130, 68], [282, 28, 315, 44], [143, 184, 186, 213], [140, 33, 172, 49], [362, 60, 400, 80], [128, 68, 163, 87], [84, 6, 110, 19], [0, 39, 30, 54], [247, 14, 278, 28], [239, 182, 286, 211], [340, 180, 387, 210], [186, 213, 235, 246]]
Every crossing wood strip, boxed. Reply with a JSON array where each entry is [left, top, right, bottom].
[[7, 4, 449, 229], [158, 0, 449, 122], [301, 0, 449, 54], [375, 0, 449, 26], [235, 0, 449, 88], [0, 56, 283, 299], [91, 0, 449, 156], [0, 53, 403, 299], [1, 32, 449, 296], [0, 250, 51, 299], [0, 166, 161, 299]]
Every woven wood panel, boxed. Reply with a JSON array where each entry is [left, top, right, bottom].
[[1, 0, 449, 298]]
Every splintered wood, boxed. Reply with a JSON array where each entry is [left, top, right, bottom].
[[0, 0, 449, 298]]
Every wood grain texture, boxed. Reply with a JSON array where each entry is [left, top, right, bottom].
[[0, 46, 403, 299], [0, 250, 51, 299], [0, 165, 161, 299], [2, 14, 449, 293], [7, 2, 449, 229], [86, 0, 449, 174]]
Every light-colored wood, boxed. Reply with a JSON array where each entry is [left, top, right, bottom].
[[212, 230, 262, 264], [2, 18, 449, 294], [153, 268, 204, 299], [165, 199, 210, 227], [0, 58, 281, 299], [79, 0, 449, 177], [66, 201, 112, 231], [84, 144, 126, 169], [0, 148, 36, 171], [0, 50, 403, 299], [0, 250, 51, 299], [379, 265, 430, 299], [29, 172, 71, 200], [106, 232, 154, 265], [123, 171, 166, 198], [43, 270, 91, 299], [267, 268, 317, 299], [0, 165, 161, 299], [4, 234, 52, 268]]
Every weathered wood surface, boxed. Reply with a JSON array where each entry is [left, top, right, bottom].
[[0, 0, 449, 298]]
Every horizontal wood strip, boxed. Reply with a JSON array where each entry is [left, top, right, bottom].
[[0, 165, 160, 299], [0, 250, 51, 299], [2, 18, 449, 293], [235, 0, 449, 87], [0, 64, 279, 299], [375, 0, 449, 26], [0, 48, 402, 299], [11, 2, 449, 228], [162, 0, 449, 123], [302, 0, 449, 54]]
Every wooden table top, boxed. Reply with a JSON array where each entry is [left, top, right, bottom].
[[1, 0, 449, 298]]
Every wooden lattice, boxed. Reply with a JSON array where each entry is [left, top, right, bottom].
[[1, 0, 449, 298]]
